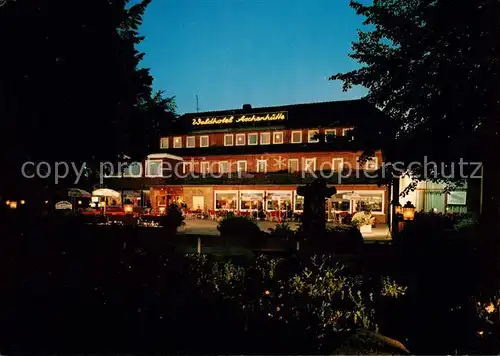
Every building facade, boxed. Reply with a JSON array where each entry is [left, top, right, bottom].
[[105, 99, 393, 222]]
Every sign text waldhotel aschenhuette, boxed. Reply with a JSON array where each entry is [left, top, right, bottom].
[[191, 112, 287, 126]]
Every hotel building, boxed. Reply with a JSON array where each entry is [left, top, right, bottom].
[[106, 99, 393, 222]]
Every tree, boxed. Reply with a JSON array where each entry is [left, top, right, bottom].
[[0, 0, 175, 197], [330, 0, 500, 295]]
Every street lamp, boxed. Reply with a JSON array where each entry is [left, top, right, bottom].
[[403, 201, 416, 221]]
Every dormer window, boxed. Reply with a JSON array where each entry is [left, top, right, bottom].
[[236, 134, 246, 146], [342, 128, 354, 136], [324, 129, 336, 142], [308, 130, 319, 143], [186, 136, 195, 148], [273, 132, 284, 144], [224, 134, 234, 146], [291, 131, 302, 144], [200, 136, 209, 147]]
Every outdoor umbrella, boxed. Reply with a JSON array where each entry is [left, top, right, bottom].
[[92, 188, 120, 198], [68, 188, 91, 198], [92, 188, 121, 214], [55, 201, 72, 210]]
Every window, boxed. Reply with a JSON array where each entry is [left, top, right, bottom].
[[237, 160, 247, 172], [308, 130, 319, 143], [200, 161, 210, 174], [273, 131, 284, 144], [224, 134, 234, 146], [219, 161, 229, 174], [366, 157, 378, 170], [248, 133, 258, 145], [257, 160, 267, 173], [294, 192, 304, 211], [236, 133, 246, 146], [123, 162, 142, 177], [332, 158, 344, 171], [182, 162, 194, 174], [342, 128, 354, 136], [288, 159, 299, 173], [215, 191, 237, 210], [291, 131, 302, 144], [260, 132, 271, 145], [160, 137, 169, 149], [146, 160, 163, 177], [200, 136, 209, 147], [266, 191, 292, 211], [240, 191, 264, 210], [304, 158, 316, 172], [186, 136, 195, 148], [324, 129, 336, 142], [173, 137, 182, 148]]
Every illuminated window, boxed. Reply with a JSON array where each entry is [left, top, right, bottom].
[[237, 160, 247, 172], [219, 161, 229, 173], [236, 134, 246, 146], [200, 161, 210, 174], [173, 137, 182, 148], [260, 132, 271, 145], [288, 159, 299, 173], [182, 162, 194, 174], [304, 158, 316, 172], [332, 158, 344, 171], [257, 160, 267, 173], [291, 131, 302, 144], [186, 136, 195, 148], [160, 137, 169, 149], [146, 160, 163, 177], [324, 129, 336, 142], [248, 133, 258, 145], [366, 157, 378, 170], [200, 136, 209, 147], [308, 130, 319, 143], [273, 132, 284, 144], [224, 134, 234, 146]]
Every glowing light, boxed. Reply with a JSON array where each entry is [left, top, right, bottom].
[[9, 201, 17, 209], [20, 200, 25, 205], [403, 201, 415, 221], [124, 204, 134, 215]]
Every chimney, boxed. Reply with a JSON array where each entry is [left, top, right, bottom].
[[242, 104, 252, 110]]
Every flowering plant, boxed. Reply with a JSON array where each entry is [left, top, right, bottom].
[[351, 211, 372, 228]]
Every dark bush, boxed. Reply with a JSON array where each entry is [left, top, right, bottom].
[[217, 215, 262, 238], [267, 222, 295, 240]]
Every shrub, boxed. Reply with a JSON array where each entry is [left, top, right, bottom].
[[268, 222, 295, 240], [351, 211, 371, 228], [158, 203, 185, 232], [217, 215, 262, 238], [324, 225, 364, 254]]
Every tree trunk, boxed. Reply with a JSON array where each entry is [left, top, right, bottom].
[[391, 176, 400, 240]]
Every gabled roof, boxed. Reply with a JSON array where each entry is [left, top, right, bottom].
[[168, 99, 389, 134]]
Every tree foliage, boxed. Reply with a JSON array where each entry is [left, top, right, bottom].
[[0, 0, 176, 194], [330, 0, 499, 186]]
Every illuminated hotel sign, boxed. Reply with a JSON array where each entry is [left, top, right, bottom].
[[191, 111, 287, 126]]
